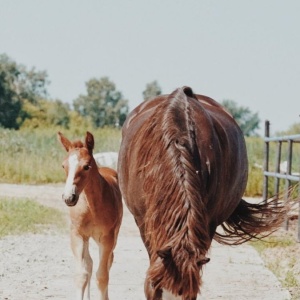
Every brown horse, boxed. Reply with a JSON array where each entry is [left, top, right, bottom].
[[58, 131, 123, 300], [118, 87, 286, 300]]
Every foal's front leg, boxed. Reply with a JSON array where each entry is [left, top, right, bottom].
[[96, 234, 115, 300], [71, 231, 93, 300]]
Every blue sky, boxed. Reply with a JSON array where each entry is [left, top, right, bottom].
[[1, 0, 299, 135]]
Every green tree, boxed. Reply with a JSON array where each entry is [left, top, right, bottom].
[[68, 110, 94, 135], [221, 99, 260, 137], [142, 80, 162, 101], [0, 55, 22, 128], [73, 77, 129, 127], [46, 100, 70, 128], [20, 99, 70, 129], [0, 54, 50, 128], [16, 66, 49, 104], [276, 122, 300, 135]]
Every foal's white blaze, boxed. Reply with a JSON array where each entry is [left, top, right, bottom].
[[64, 153, 79, 199], [162, 289, 181, 300]]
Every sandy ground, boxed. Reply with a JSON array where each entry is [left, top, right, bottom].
[[0, 183, 291, 300]]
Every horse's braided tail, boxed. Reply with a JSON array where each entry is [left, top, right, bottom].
[[143, 86, 211, 298], [214, 197, 288, 245]]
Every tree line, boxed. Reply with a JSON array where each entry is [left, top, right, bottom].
[[0, 54, 131, 130], [0, 53, 261, 136]]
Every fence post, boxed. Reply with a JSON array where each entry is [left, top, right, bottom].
[[263, 120, 270, 202], [262, 122, 300, 240], [274, 141, 282, 205], [298, 183, 300, 242], [284, 140, 293, 230]]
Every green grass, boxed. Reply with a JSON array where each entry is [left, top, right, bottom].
[[0, 127, 299, 197], [0, 127, 121, 184], [0, 197, 66, 238], [250, 235, 296, 253], [250, 233, 300, 299], [244, 136, 300, 197]]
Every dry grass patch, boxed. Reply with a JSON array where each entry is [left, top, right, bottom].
[[250, 224, 300, 299], [0, 197, 67, 237]]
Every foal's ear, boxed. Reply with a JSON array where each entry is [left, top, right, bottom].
[[57, 132, 72, 152], [85, 131, 94, 153]]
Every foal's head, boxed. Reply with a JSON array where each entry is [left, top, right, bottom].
[[58, 131, 95, 206]]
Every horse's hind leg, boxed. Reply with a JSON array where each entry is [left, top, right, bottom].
[[96, 234, 115, 300], [71, 231, 93, 300]]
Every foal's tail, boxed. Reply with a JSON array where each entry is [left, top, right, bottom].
[[214, 197, 288, 245]]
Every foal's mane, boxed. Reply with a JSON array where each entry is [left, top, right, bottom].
[[135, 87, 211, 297]]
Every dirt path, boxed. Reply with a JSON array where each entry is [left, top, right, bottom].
[[0, 184, 291, 299]]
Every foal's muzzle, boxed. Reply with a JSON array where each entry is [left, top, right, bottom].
[[62, 185, 79, 206]]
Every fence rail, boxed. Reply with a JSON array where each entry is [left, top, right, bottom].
[[263, 171, 300, 182], [262, 120, 300, 240], [264, 135, 300, 142]]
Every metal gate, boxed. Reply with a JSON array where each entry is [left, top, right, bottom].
[[263, 120, 300, 240]]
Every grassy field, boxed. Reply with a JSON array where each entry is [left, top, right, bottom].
[[0, 128, 299, 197], [0, 127, 121, 184], [245, 137, 300, 196], [250, 225, 300, 300], [0, 197, 66, 237]]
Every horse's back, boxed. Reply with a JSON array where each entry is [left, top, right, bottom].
[[118, 88, 247, 224], [118, 87, 288, 299], [118, 87, 249, 298]]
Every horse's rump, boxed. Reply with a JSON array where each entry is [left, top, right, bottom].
[[118, 86, 286, 299], [118, 87, 248, 297]]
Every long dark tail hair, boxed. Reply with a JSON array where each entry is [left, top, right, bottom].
[[137, 87, 210, 298], [215, 197, 288, 245]]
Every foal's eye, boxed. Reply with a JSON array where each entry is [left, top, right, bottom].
[[83, 165, 90, 171]]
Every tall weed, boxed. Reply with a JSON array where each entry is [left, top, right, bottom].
[[0, 128, 299, 197], [0, 127, 121, 184], [245, 137, 300, 197], [0, 197, 66, 237]]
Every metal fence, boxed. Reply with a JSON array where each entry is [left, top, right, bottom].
[[262, 120, 300, 240]]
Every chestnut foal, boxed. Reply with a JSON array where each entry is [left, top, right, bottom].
[[58, 131, 123, 300]]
